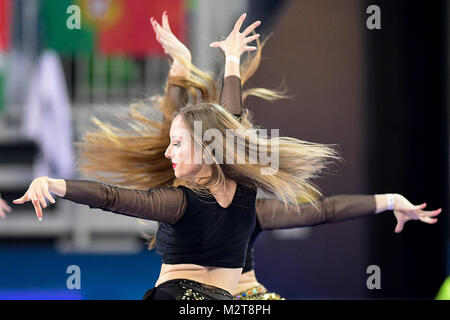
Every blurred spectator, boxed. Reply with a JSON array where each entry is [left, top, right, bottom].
[[0, 194, 12, 218]]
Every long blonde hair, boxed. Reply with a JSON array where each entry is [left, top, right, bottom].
[[172, 102, 339, 211], [75, 36, 279, 189]]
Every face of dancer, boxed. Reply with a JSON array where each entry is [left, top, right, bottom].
[[165, 115, 204, 179]]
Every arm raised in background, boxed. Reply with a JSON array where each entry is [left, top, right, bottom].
[[151, 11, 191, 79], [210, 13, 261, 116], [151, 12, 190, 108], [13, 177, 186, 224]]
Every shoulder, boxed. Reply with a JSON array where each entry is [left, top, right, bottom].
[[173, 184, 191, 196], [147, 186, 188, 223], [233, 182, 257, 208], [147, 185, 185, 194], [146, 186, 187, 207], [175, 185, 214, 203]]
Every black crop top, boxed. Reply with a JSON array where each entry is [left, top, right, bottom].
[[156, 184, 257, 267]]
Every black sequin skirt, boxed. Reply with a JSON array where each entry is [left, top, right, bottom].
[[142, 278, 233, 300]]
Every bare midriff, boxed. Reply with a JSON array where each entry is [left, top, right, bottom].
[[233, 270, 262, 295], [155, 263, 243, 294]]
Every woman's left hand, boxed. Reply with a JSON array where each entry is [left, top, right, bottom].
[[392, 194, 442, 233]]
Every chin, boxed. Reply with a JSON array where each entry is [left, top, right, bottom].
[[175, 169, 198, 180], [174, 168, 186, 179]]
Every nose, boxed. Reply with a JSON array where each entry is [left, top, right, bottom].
[[164, 144, 171, 159]]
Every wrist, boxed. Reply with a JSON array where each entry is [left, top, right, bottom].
[[225, 55, 240, 64], [169, 69, 190, 78], [170, 59, 191, 78], [48, 178, 66, 197], [386, 193, 395, 210], [392, 193, 402, 210], [224, 49, 240, 57], [374, 193, 397, 214]]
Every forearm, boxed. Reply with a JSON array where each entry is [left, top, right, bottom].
[[169, 55, 191, 78], [59, 179, 151, 217], [256, 194, 378, 230], [324, 194, 377, 223], [56, 179, 185, 223], [59, 179, 119, 210], [167, 59, 190, 109], [167, 84, 188, 109], [221, 54, 243, 115]]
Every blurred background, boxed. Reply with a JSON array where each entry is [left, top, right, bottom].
[[0, 0, 448, 299]]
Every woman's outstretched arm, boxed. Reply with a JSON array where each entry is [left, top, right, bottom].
[[255, 194, 441, 233], [13, 177, 186, 224]]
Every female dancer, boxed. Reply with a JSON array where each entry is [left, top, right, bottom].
[[13, 14, 339, 300], [152, 13, 442, 300]]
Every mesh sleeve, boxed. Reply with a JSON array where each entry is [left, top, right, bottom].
[[168, 84, 188, 109], [255, 195, 377, 230], [62, 180, 187, 224], [220, 75, 243, 116]]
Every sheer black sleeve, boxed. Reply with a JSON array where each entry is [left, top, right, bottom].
[[220, 75, 243, 116], [255, 195, 377, 230], [62, 180, 187, 224], [168, 83, 188, 109]]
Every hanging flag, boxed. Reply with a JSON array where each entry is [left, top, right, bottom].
[[0, 0, 10, 51], [23, 51, 75, 179], [96, 0, 185, 56], [40, 0, 95, 54], [0, 0, 11, 114], [0, 55, 4, 114], [40, 0, 186, 57]]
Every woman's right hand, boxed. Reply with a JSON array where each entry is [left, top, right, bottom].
[[150, 11, 191, 78], [13, 177, 56, 221]]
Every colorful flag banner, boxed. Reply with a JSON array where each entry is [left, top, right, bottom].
[[40, 0, 186, 57], [0, 0, 10, 51]]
